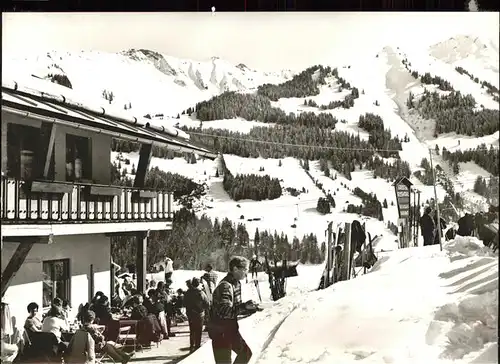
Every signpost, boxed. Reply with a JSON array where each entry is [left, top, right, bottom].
[[393, 177, 413, 248]]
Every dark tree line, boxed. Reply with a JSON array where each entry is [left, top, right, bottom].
[[185, 125, 408, 181], [409, 90, 499, 137], [110, 177, 321, 271], [368, 156, 411, 180], [112, 209, 251, 272], [414, 157, 438, 185], [222, 172, 282, 201], [253, 229, 324, 264], [411, 71, 454, 91], [145, 166, 206, 202], [455, 66, 499, 103], [316, 197, 333, 214], [305, 87, 360, 110], [358, 113, 403, 158], [112, 139, 182, 160], [257, 65, 333, 101], [442, 144, 499, 176], [346, 187, 384, 220], [195, 91, 340, 129], [474, 176, 499, 205], [47, 73, 73, 89]]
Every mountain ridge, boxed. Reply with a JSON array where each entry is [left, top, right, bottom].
[[3, 33, 499, 243]]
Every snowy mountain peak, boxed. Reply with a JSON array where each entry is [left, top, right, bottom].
[[3, 48, 292, 117], [429, 34, 494, 64]]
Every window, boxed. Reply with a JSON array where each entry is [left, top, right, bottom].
[[66, 134, 92, 181], [6, 123, 42, 179], [42, 259, 70, 308]]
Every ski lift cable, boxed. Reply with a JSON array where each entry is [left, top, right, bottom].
[[189, 130, 499, 153]]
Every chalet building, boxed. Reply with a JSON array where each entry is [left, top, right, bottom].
[[1, 77, 216, 324]]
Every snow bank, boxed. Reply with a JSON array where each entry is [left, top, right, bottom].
[[426, 236, 498, 363]]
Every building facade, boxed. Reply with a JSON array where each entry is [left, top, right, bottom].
[[1, 77, 216, 324]]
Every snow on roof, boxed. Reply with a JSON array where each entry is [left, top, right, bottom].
[[1, 77, 217, 159]]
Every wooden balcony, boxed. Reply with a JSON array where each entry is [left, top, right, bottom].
[[1, 177, 173, 224]]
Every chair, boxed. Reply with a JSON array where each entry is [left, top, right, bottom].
[[25, 332, 61, 363], [116, 325, 137, 352], [136, 315, 162, 350], [95, 346, 115, 363]]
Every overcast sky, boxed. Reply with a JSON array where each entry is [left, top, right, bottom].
[[2, 12, 499, 71]]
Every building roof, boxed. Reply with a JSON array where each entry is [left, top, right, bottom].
[[392, 176, 413, 187], [1, 78, 217, 160]]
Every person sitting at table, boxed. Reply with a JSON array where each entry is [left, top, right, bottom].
[[121, 288, 140, 309], [147, 289, 168, 337], [64, 320, 96, 364], [93, 296, 113, 325], [24, 302, 43, 333], [79, 310, 133, 364], [53, 297, 63, 308], [129, 296, 148, 321], [42, 304, 69, 351], [112, 281, 123, 308], [143, 289, 156, 315], [122, 275, 136, 297]]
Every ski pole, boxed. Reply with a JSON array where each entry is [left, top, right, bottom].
[[255, 280, 262, 302]]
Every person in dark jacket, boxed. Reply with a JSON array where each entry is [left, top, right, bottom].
[[248, 255, 262, 282], [184, 278, 210, 352], [93, 296, 113, 325], [433, 211, 447, 245], [457, 213, 475, 236], [129, 296, 148, 321], [208, 256, 257, 364], [420, 207, 436, 246]]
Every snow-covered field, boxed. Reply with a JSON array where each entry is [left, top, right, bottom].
[[175, 237, 498, 364]]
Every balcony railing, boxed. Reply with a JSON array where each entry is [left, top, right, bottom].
[[1, 177, 173, 223]]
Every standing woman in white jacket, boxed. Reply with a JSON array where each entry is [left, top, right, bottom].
[[164, 257, 174, 281]]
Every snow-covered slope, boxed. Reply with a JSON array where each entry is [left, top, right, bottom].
[[179, 236, 498, 364], [3, 33, 498, 246]]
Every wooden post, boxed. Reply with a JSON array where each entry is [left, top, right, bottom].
[[429, 149, 443, 251], [416, 190, 421, 246], [408, 190, 413, 247], [325, 222, 333, 287], [136, 231, 149, 293], [43, 124, 57, 178], [134, 144, 153, 188], [343, 222, 352, 281], [1, 242, 35, 298], [398, 220, 405, 248], [110, 258, 116, 301], [412, 189, 417, 247], [89, 264, 94, 303], [330, 229, 337, 284]]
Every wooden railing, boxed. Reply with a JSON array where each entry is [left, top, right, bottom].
[[1, 177, 173, 223]]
